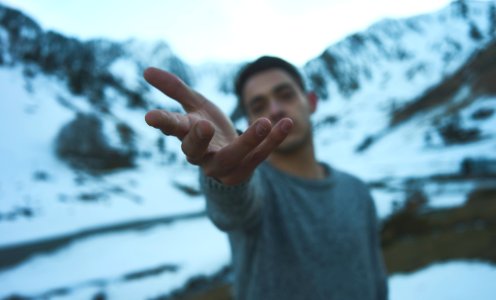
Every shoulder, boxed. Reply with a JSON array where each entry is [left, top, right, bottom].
[[329, 166, 380, 218], [328, 165, 368, 190], [328, 165, 375, 205]]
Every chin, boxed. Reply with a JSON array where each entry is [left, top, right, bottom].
[[274, 134, 307, 154]]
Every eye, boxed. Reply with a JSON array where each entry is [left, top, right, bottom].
[[278, 89, 296, 102], [249, 100, 266, 115]]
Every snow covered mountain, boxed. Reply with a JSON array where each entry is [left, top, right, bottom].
[[306, 0, 495, 158], [0, 1, 495, 299]]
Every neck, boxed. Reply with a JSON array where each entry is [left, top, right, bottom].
[[267, 139, 324, 180]]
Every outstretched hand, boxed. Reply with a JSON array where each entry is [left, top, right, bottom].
[[144, 67, 293, 185]]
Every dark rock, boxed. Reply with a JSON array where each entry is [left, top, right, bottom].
[[93, 292, 106, 300], [469, 23, 483, 41], [33, 170, 50, 181], [55, 113, 135, 173], [3, 295, 31, 300], [437, 117, 481, 145], [471, 107, 494, 120], [355, 135, 375, 152], [461, 158, 496, 176]]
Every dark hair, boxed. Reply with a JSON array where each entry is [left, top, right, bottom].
[[234, 56, 306, 115]]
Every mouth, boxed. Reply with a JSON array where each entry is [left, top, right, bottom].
[[270, 110, 289, 125]]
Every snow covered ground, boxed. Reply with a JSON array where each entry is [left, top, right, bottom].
[[0, 66, 206, 247], [0, 218, 230, 299], [389, 260, 496, 300]]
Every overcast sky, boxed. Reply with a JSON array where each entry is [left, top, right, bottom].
[[3, 0, 454, 65]]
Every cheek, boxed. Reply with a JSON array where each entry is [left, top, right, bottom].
[[289, 106, 308, 121], [289, 109, 312, 130]]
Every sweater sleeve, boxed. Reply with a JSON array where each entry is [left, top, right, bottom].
[[200, 169, 265, 232]]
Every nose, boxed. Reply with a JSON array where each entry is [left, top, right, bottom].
[[268, 100, 285, 122]]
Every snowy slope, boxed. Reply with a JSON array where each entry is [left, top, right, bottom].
[[0, 66, 211, 245], [307, 0, 495, 156]]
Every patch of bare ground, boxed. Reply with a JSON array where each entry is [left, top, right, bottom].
[[382, 186, 496, 274]]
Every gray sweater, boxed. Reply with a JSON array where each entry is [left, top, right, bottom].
[[200, 162, 388, 300]]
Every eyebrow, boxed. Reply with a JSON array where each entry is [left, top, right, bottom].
[[272, 82, 294, 94]]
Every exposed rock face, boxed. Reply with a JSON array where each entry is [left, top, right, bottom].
[[56, 113, 135, 172]]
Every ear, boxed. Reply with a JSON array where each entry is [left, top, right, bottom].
[[307, 91, 318, 113]]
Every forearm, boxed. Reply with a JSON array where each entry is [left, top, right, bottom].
[[200, 169, 264, 232]]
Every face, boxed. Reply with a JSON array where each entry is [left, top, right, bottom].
[[242, 69, 317, 154]]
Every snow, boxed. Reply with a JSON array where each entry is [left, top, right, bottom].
[[0, 218, 230, 299], [109, 58, 141, 91], [370, 189, 404, 219], [309, 0, 495, 163], [0, 66, 205, 246], [389, 260, 496, 300], [423, 180, 476, 208], [316, 90, 496, 184]]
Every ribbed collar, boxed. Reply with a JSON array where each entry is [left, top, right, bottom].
[[261, 161, 336, 189]]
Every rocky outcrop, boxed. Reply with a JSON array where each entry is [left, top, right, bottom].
[[55, 113, 136, 172]]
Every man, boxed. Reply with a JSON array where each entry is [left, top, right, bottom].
[[144, 56, 388, 300]]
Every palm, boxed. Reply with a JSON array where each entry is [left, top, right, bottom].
[[188, 97, 238, 152]]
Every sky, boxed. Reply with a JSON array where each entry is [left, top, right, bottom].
[[2, 0, 453, 65]]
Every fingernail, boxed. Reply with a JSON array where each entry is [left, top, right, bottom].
[[256, 122, 269, 137], [281, 120, 292, 133]]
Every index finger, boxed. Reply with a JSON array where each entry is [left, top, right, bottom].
[[144, 67, 202, 112]]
